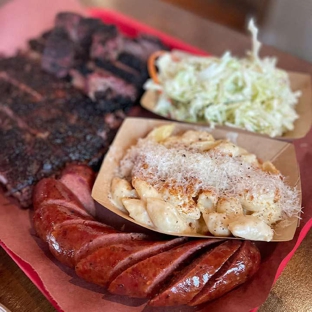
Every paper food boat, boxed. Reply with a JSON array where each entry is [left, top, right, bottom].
[[92, 117, 301, 242], [141, 71, 312, 140]]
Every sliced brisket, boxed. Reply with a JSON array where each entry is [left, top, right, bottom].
[[42, 28, 77, 78]]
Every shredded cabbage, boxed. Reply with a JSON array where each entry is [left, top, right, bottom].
[[144, 20, 301, 137]]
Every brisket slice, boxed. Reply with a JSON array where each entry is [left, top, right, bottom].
[[54, 12, 83, 42], [36, 12, 168, 97], [41, 28, 77, 78], [28, 30, 52, 54], [123, 35, 169, 62], [90, 24, 123, 61]]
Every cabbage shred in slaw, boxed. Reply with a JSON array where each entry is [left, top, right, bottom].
[[144, 20, 301, 137]]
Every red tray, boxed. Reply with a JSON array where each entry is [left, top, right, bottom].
[[1, 8, 312, 312], [89, 8, 208, 56]]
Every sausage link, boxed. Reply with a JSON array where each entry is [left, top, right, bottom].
[[149, 240, 242, 306], [32, 164, 261, 308], [75, 237, 186, 287], [33, 178, 88, 216], [108, 239, 221, 298], [48, 220, 118, 267], [189, 241, 261, 306], [33, 203, 93, 242]]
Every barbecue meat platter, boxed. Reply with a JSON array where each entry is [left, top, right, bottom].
[[0, 10, 301, 311]]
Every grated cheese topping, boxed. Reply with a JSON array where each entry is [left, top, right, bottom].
[[118, 133, 300, 222], [111, 125, 301, 240]]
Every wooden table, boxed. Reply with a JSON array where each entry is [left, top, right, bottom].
[[1, 0, 312, 311]]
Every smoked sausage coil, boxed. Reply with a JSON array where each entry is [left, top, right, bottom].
[[32, 163, 261, 308]]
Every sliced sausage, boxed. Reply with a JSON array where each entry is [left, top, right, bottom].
[[189, 241, 261, 306], [108, 239, 221, 299], [33, 203, 93, 242], [32, 163, 261, 307], [75, 237, 186, 287], [74, 230, 150, 264], [149, 240, 242, 306], [32, 178, 90, 217], [60, 164, 96, 215], [47, 219, 118, 267]]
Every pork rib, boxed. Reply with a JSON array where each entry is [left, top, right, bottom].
[[0, 56, 119, 206]]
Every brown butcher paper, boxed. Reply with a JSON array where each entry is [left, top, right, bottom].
[[1, 117, 312, 312]]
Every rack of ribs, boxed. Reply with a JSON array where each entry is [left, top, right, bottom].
[[0, 12, 167, 207]]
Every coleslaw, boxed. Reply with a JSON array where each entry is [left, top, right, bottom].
[[144, 20, 301, 137]]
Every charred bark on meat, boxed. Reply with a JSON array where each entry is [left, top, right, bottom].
[[0, 12, 168, 207]]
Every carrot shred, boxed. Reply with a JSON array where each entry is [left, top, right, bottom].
[[147, 50, 167, 84]]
